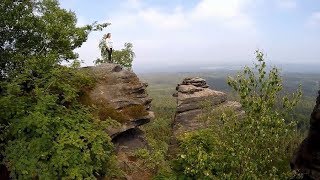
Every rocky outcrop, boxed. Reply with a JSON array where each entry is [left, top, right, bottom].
[[173, 77, 241, 137], [82, 63, 154, 141], [81, 63, 154, 179], [291, 90, 320, 179]]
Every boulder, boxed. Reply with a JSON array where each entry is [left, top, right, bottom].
[[173, 77, 241, 137], [291, 90, 320, 179]]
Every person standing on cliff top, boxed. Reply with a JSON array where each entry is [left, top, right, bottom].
[[105, 33, 113, 62]]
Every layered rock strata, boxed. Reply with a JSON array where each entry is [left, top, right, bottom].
[[173, 77, 241, 137], [82, 63, 154, 142]]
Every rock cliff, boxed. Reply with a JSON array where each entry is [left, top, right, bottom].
[[291, 90, 320, 179], [81, 63, 154, 179], [173, 77, 241, 137], [82, 63, 153, 141]]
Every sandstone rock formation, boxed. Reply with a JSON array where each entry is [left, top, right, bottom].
[[291, 90, 320, 179], [173, 77, 241, 137], [82, 63, 154, 141], [81, 63, 154, 179]]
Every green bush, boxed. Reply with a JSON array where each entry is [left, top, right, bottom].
[[175, 129, 222, 179], [136, 85, 176, 176], [175, 50, 302, 179], [135, 86, 176, 177], [135, 117, 173, 176], [1, 67, 120, 179]]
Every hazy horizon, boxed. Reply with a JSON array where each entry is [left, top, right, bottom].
[[134, 62, 320, 74], [59, 0, 320, 72]]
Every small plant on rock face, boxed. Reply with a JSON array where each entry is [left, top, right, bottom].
[[175, 50, 302, 179], [95, 40, 135, 68]]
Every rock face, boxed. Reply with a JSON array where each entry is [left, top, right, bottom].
[[173, 77, 241, 137], [82, 63, 154, 141], [291, 90, 320, 179], [81, 63, 154, 179]]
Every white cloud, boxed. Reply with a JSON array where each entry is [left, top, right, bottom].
[[192, 0, 249, 19], [56, 0, 320, 72], [276, 0, 297, 9], [138, 8, 189, 30], [191, 0, 255, 30], [307, 12, 320, 27], [133, 0, 254, 30], [69, 0, 260, 69], [121, 0, 143, 10]]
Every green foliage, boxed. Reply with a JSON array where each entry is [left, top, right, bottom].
[[1, 66, 119, 179], [227, 50, 302, 117], [134, 86, 176, 177], [134, 139, 169, 174], [0, 0, 109, 79], [0, 0, 118, 179], [4, 105, 113, 179], [135, 117, 173, 177], [95, 41, 135, 68], [175, 50, 302, 179], [112, 43, 135, 68], [289, 96, 313, 132], [175, 129, 223, 179]]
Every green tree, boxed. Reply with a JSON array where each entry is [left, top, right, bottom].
[[0, 0, 118, 178], [227, 50, 301, 118], [95, 40, 135, 68], [175, 50, 302, 179]]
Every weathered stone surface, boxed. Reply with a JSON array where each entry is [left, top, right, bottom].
[[174, 109, 204, 135], [177, 85, 204, 94], [291, 90, 320, 179], [107, 111, 154, 139], [173, 77, 241, 137], [82, 63, 153, 139], [81, 63, 154, 180], [181, 77, 208, 88], [113, 128, 152, 180], [177, 88, 227, 113]]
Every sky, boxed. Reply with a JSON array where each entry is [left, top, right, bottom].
[[59, 0, 320, 72]]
